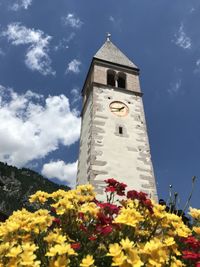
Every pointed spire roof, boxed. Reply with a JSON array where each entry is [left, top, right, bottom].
[[94, 38, 138, 70]]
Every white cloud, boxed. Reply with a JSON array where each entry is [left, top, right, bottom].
[[71, 87, 81, 105], [62, 13, 83, 29], [0, 85, 81, 167], [190, 7, 195, 13], [11, 0, 32, 11], [2, 23, 55, 75], [168, 79, 182, 95], [54, 33, 75, 51], [109, 15, 122, 31], [0, 48, 5, 56], [42, 160, 77, 188], [196, 59, 200, 66], [174, 23, 192, 50], [66, 59, 81, 74], [109, 16, 115, 22], [194, 59, 200, 74]]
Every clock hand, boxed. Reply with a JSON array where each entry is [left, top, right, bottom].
[[118, 106, 125, 111], [111, 107, 121, 111]]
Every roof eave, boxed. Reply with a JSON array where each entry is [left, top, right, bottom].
[[93, 57, 140, 72]]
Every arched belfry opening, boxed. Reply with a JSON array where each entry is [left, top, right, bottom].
[[117, 72, 126, 88], [107, 70, 115, 87]]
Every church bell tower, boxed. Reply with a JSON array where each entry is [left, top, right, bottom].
[[77, 35, 157, 201]]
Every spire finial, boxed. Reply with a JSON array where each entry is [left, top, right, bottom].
[[106, 32, 111, 42]]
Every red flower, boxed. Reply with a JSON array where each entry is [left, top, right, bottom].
[[71, 243, 81, 250], [127, 190, 139, 199], [196, 262, 200, 267], [97, 203, 120, 215], [105, 179, 127, 196], [52, 217, 61, 225], [88, 235, 97, 241], [78, 212, 84, 220], [105, 186, 116, 193], [183, 236, 200, 249], [142, 199, 153, 213], [96, 225, 113, 235], [126, 189, 153, 213], [80, 224, 87, 232], [127, 190, 147, 201], [101, 225, 113, 235], [51, 207, 56, 213], [182, 251, 200, 260], [116, 182, 127, 196], [97, 212, 112, 225], [104, 178, 118, 186]]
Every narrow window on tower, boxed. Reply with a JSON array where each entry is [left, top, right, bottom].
[[107, 70, 115, 86], [119, 126, 123, 135], [117, 72, 126, 88]]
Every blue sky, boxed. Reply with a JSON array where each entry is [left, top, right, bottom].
[[0, 0, 200, 208]]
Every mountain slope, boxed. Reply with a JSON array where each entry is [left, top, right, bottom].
[[0, 162, 69, 216]]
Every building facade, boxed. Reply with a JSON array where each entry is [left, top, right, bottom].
[[77, 37, 157, 201]]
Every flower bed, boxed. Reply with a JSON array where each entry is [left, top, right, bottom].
[[0, 179, 200, 266]]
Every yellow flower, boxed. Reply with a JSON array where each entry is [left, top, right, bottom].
[[44, 230, 67, 244], [189, 207, 200, 220], [20, 251, 37, 266], [76, 184, 96, 202], [50, 189, 67, 200], [127, 249, 143, 267], [152, 203, 166, 219], [193, 226, 200, 234], [114, 207, 144, 228], [76, 184, 95, 193], [171, 256, 185, 267], [79, 202, 99, 217], [49, 255, 69, 267], [80, 255, 95, 267], [46, 244, 76, 257], [19, 242, 39, 266], [6, 221, 21, 232], [164, 237, 175, 247], [6, 245, 22, 257], [29, 191, 49, 203], [143, 238, 169, 266], [0, 242, 10, 255], [107, 243, 122, 257], [120, 238, 134, 251], [112, 252, 127, 266], [6, 258, 20, 267]]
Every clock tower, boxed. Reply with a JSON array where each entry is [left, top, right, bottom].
[[77, 35, 157, 201]]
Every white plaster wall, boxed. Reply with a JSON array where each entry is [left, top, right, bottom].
[[90, 86, 157, 200], [77, 92, 93, 185]]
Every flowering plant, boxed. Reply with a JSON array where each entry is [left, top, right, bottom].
[[0, 178, 199, 266]]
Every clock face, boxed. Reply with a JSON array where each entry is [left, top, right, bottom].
[[109, 101, 129, 117]]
